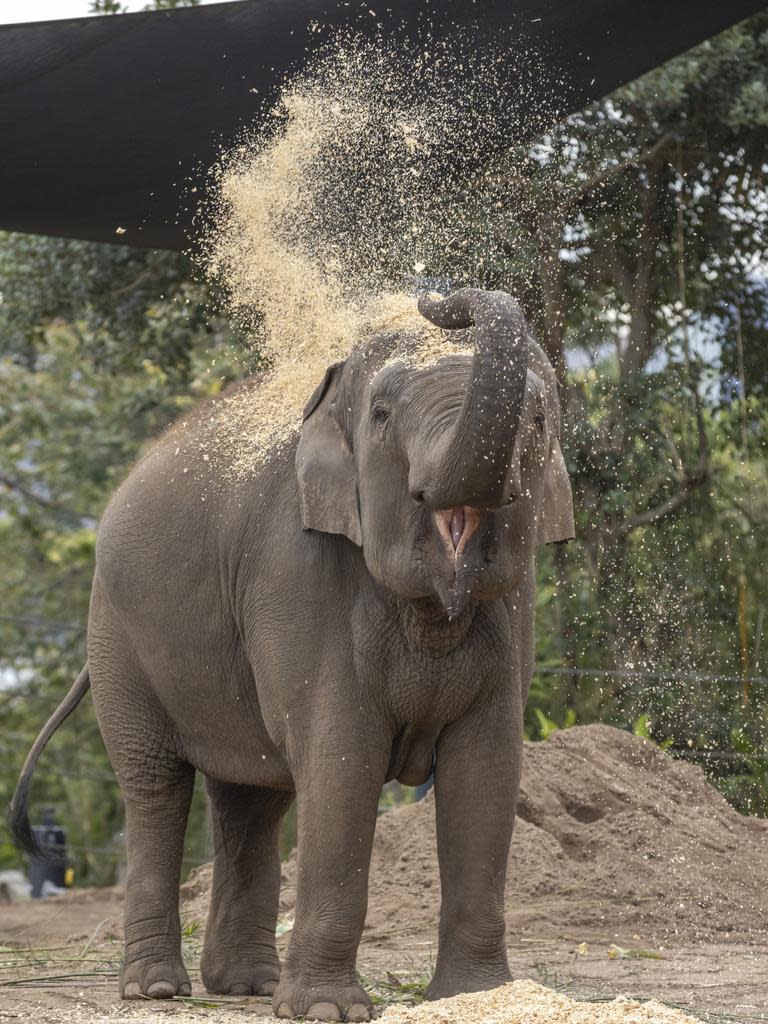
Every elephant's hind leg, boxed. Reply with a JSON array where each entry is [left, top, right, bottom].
[[90, 642, 195, 1000], [201, 781, 294, 997], [119, 759, 195, 998]]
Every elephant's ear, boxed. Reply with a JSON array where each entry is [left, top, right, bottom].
[[295, 361, 362, 547], [537, 434, 575, 545]]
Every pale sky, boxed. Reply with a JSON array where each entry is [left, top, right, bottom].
[[0, 0, 228, 25]]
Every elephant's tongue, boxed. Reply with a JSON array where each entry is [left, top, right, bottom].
[[450, 508, 465, 549], [434, 506, 480, 559]]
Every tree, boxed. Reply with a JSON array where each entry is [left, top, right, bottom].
[[481, 14, 768, 807], [0, 235, 239, 879]]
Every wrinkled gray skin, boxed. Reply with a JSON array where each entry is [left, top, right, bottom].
[[12, 290, 573, 1021]]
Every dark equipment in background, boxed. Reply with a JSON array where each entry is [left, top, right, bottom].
[[0, 0, 766, 252], [28, 807, 68, 899]]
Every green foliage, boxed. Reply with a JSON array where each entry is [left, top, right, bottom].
[[506, 12, 768, 809], [89, 1, 200, 14], [379, 782, 420, 812], [0, 236, 238, 879], [632, 714, 652, 740], [529, 379, 767, 808], [530, 706, 576, 741], [717, 725, 768, 817], [359, 963, 432, 1008]]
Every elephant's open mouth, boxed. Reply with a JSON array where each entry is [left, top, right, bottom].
[[433, 506, 481, 561]]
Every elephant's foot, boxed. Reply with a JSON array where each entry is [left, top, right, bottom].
[[120, 958, 191, 999], [272, 977, 372, 1021], [426, 961, 512, 1001], [201, 952, 281, 997]]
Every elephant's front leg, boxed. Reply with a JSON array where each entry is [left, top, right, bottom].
[[427, 686, 523, 1000], [273, 738, 388, 1022]]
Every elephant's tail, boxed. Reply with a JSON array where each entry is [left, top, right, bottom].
[[9, 665, 91, 860]]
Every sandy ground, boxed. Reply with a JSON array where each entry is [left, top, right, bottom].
[[1, 891, 767, 1022], [3, 727, 767, 1022]]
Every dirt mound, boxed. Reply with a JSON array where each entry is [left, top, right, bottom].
[[181, 725, 768, 948]]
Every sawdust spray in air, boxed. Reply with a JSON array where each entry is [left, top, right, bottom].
[[197, 29, 560, 470]]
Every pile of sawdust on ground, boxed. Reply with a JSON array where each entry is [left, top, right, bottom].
[[181, 725, 768, 946], [380, 980, 698, 1024]]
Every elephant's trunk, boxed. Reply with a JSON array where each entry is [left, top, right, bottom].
[[416, 288, 529, 509]]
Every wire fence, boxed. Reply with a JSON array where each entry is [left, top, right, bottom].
[[65, 843, 208, 867], [531, 664, 768, 766], [0, 614, 81, 632], [4, 663, 766, 702], [3, 665, 766, 782], [534, 665, 768, 686]]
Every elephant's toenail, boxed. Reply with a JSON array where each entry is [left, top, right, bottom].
[[230, 983, 252, 995], [179, 982, 191, 996], [276, 1002, 294, 1018], [259, 980, 279, 996], [346, 1004, 370, 1022], [147, 980, 176, 998], [122, 982, 142, 999], [307, 1002, 342, 1021]]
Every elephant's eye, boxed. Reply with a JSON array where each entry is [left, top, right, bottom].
[[534, 411, 546, 433], [372, 403, 390, 430]]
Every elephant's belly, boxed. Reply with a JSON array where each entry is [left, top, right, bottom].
[[179, 704, 294, 790], [150, 651, 294, 790]]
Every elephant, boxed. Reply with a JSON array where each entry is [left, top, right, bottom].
[[11, 288, 573, 1021]]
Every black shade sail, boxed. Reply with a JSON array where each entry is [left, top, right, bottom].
[[1, 0, 765, 251]]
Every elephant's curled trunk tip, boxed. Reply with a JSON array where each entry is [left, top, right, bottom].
[[416, 288, 530, 510], [417, 290, 474, 330]]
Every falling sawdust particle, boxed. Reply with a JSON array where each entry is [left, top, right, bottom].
[[379, 981, 699, 1024], [195, 30, 554, 473]]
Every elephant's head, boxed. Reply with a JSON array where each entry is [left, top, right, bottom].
[[296, 288, 574, 619]]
